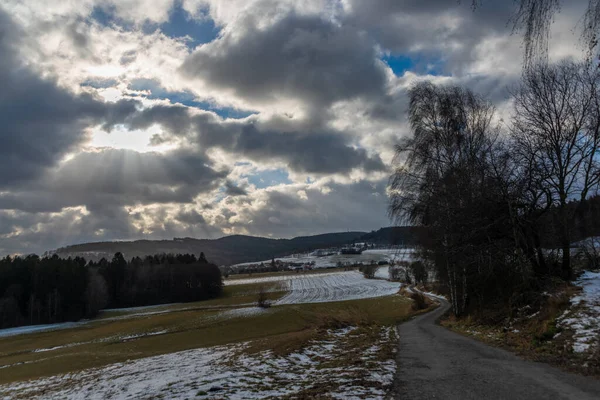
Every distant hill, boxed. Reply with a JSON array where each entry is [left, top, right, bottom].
[[49, 228, 424, 266], [357, 226, 426, 246], [50, 232, 367, 266]]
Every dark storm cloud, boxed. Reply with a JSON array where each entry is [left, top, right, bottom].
[[128, 105, 386, 174], [176, 209, 207, 225], [343, 0, 517, 73], [0, 148, 228, 213], [224, 180, 248, 196], [0, 206, 139, 256], [181, 12, 388, 108], [343, 0, 525, 79], [0, 9, 139, 188], [345, 0, 590, 76], [214, 122, 386, 174], [223, 180, 390, 238]]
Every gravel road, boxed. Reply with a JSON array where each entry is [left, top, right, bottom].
[[391, 298, 600, 399]]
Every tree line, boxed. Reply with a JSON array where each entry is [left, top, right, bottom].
[[390, 60, 600, 317], [0, 252, 222, 329]]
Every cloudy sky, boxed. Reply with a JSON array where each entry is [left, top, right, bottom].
[[0, 0, 590, 255]]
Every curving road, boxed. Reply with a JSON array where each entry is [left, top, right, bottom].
[[391, 298, 600, 400]]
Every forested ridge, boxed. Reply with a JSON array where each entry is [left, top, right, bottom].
[[51, 232, 367, 266], [0, 252, 222, 329]]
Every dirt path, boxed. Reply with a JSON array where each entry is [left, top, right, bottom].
[[391, 298, 600, 400]]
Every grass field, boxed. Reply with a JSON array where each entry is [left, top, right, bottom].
[[0, 279, 416, 385], [98, 281, 287, 318]]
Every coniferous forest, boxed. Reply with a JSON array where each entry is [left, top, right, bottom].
[[0, 252, 222, 329]]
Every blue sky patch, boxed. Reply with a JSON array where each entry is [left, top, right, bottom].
[[81, 77, 118, 89], [90, 5, 135, 31], [159, 2, 220, 48], [90, 6, 115, 26], [246, 169, 292, 189], [383, 54, 446, 76], [91, 2, 219, 49]]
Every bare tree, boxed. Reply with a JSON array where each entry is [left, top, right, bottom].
[[479, 0, 600, 66], [360, 264, 378, 279], [511, 61, 600, 279], [511, 0, 561, 66], [256, 285, 271, 308], [389, 81, 501, 316], [388, 265, 404, 281]]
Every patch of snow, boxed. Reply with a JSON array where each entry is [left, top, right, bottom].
[[418, 290, 447, 301], [374, 266, 389, 279], [330, 326, 357, 337], [526, 311, 540, 319], [119, 330, 169, 341], [216, 307, 270, 320], [0, 326, 397, 400], [102, 303, 180, 313], [0, 322, 88, 338], [558, 271, 600, 354], [33, 342, 87, 353]]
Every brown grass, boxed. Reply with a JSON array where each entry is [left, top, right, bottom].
[[441, 283, 600, 377], [0, 293, 415, 384]]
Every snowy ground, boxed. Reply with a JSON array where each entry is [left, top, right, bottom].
[[0, 306, 214, 339], [558, 271, 600, 353], [276, 271, 401, 305], [0, 322, 88, 339], [375, 265, 390, 279], [232, 247, 415, 269], [0, 326, 397, 400], [227, 270, 401, 305]]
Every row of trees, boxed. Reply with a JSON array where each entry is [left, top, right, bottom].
[[0, 252, 222, 329], [390, 61, 600, 316]]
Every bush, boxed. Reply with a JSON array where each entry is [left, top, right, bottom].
[[410, 291, 428, 311], [257, 286, 271, 308], [360, 264, 378, 279], [388, 266, 403, 281]]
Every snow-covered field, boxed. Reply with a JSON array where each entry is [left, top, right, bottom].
[[0, 326, 397, 400], [232, 247, 415, 269], [375, 265, 390, 279], [227, 270, 401, 305], [559, 270, 600, 353], [276, 271, 401, 305]]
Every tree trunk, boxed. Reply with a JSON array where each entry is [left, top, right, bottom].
[[561, 240, 572, 280]]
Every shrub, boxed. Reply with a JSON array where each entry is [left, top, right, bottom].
[[410, 291, 428, 311], [257, 286, 271, 308], [389, 266, 403, 281], [360, 264, 378, 279]]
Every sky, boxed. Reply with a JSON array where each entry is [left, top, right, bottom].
[[0, 0, 591, 255]]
